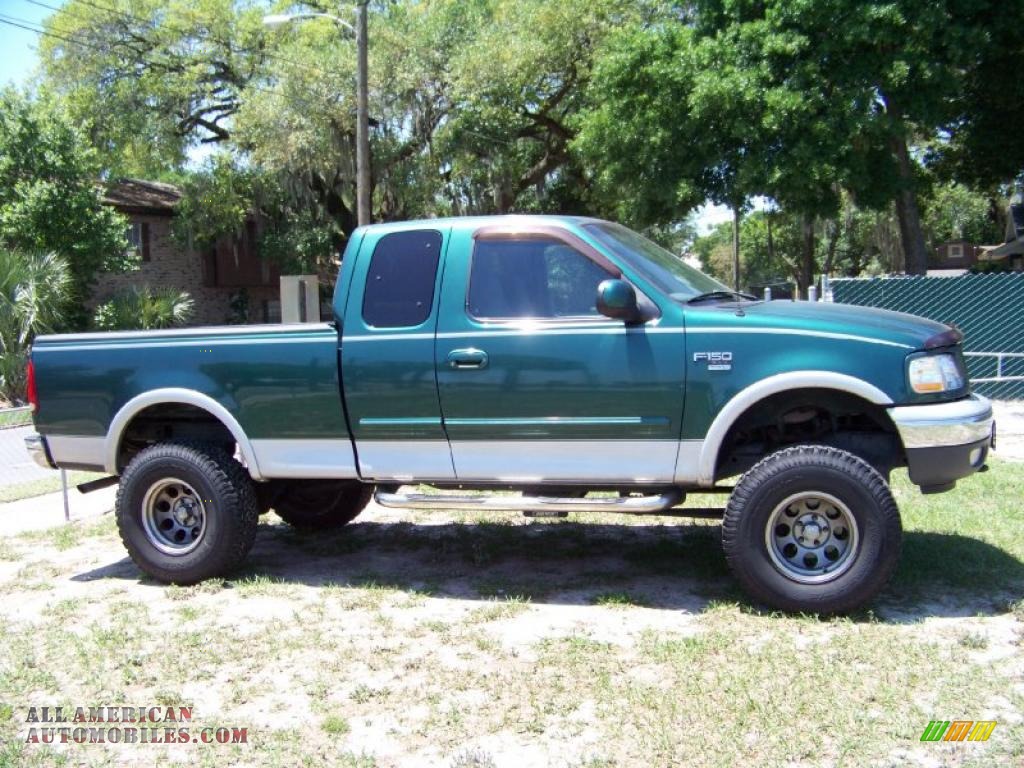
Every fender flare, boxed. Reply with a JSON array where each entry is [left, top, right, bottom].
[[695, 371, 894, 485], [105, 388, 262, 479]]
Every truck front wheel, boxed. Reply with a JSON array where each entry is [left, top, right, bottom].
[[272, 480, 372, 530], [722, 445, 901, 614], [116, 442, 259, 584]]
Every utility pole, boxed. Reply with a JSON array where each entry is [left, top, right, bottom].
[[355, 0, 371, 227], [264, 6, 372, 227], [732, 206, 741, 292]]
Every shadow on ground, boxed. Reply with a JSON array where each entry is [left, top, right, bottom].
[[73, 518, 1024, 620]]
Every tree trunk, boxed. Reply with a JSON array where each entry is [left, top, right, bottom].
[[799, 216, 816, 299], [732, 206, 741, 292], [890, 135, 929, 275]]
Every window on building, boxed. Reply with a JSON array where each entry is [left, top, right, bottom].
[[362, 230, 442, 328], [949, 244, 964, 259], [127, 221, 151, 262], [467, 237, 614, 320]]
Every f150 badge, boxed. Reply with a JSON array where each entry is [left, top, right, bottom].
[[693, 351, 733, 371]]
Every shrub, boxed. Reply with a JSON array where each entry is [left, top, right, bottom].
[[92, 286, 194, 331], [0, 249, 71, 403]]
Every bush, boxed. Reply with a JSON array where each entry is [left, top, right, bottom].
[[92, 286, 194, 331], [0, 249, 71, 403]]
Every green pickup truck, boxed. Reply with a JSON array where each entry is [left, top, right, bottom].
[[25, 216, 995, 613]]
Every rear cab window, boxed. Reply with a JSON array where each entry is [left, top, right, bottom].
[[362, 230, 442, 328]]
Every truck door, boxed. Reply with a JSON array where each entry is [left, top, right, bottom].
[[340, 227, 456, 481], [434, 223, 686, 484]]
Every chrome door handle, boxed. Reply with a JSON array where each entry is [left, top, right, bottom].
[[447, 348, 488, 370]]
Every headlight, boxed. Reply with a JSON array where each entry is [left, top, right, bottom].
[[908, 354, 964, 393]]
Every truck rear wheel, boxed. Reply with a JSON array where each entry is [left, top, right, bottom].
[[116, 442, 259, 585], [272, 480, 372, 530], [722, 445, 901, 614]]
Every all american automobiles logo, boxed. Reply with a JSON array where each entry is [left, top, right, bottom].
[[23, 706, 248, 745]]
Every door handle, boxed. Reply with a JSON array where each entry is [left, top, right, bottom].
[[447, 348, 488, 370]]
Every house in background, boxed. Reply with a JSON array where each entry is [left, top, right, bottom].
[[930, 238, 983, 273], [94, 179, 283, 326], [978, 202, 1024, 271]]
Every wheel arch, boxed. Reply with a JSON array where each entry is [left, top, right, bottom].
[[697, 371, 895, 485], [105, 388, 262, 479]]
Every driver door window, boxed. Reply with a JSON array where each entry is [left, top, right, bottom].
[[467, 238, 613, 320]]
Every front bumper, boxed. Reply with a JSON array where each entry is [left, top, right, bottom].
[[24, 433, 55, 470], [888, 394, 995, 491]]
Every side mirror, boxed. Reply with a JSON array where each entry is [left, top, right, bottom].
[[596, 279, 643, 323]]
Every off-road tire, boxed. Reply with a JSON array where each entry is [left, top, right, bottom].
[[273, 480, 373, 530], [722, 445, 902, 614], [116, 441, 259, 584]]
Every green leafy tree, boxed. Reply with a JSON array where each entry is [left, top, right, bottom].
[[39, 0, 268, 176], [0, 89, 130, 304]]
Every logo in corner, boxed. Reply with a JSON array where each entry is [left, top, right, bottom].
[[920, 720, 997, 742]]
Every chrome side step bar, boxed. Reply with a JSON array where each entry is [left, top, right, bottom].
[[373, 489, 684, 515]]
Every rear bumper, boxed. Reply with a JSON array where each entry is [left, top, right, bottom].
[[888, 394, 995, 491], [24, 433, 55, 470]]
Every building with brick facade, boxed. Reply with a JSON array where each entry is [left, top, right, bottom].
[[94, 179, 282, 326]]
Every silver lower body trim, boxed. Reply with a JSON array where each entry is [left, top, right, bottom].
[[374, 489, 683, 514], [46, 434, 106, 470], [888, 393, 994, 449], [448, 439, 679, 483], [250, 438, 359, 479], [24, 433, 55, 469], [356, 440, 456, 481]]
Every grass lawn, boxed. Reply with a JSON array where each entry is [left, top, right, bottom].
[[0, 407, 32, 429], [0, 459, 1020, 766], [0, 471, 105, 504]]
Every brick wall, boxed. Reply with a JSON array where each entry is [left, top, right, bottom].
[[90, 214, 280, 326]]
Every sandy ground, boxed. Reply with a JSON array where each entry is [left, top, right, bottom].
[[0, 404, 1020, 765]]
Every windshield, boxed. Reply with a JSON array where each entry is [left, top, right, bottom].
[[582, 221, 728, 301]]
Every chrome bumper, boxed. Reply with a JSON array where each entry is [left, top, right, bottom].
[[24, 433, 55, 470], [888, 394, 995, 450]]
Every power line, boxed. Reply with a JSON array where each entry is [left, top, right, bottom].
[[0, 12, 104, 51], [23, 0, 351, 81], [0, 12, 346, 107]]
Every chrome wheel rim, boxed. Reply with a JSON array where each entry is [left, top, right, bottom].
[[141, 478, 207, 556], [765, 491, 859, 584]]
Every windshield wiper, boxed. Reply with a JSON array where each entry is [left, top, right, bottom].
[[686, 290, 758, 304]]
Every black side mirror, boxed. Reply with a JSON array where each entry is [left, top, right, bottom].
[[596, 279, 643, 323]]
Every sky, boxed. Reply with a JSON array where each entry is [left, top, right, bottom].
[[0, 0, 732, 235], [0, 0, 55, 88]]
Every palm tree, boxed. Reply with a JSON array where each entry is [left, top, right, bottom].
[[0, 249, 71, 403], [92, 286, 195, 331]]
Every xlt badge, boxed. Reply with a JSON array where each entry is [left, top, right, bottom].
[[693, 351, 733, 371]]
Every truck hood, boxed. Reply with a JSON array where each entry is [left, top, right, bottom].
[[731, 300, 950, 351]]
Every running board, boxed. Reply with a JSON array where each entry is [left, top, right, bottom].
[[373, 489, 684, 515]]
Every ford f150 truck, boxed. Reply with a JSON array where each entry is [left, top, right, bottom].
[[24, 216, 995, 613]]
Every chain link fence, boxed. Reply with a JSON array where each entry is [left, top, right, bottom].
[[829, 273, 1024, 399]]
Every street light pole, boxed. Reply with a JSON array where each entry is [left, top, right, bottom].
[[264, 6, 372, 227], [355, 0, 370, 228]]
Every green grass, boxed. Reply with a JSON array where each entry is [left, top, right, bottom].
[[0, 407, 32, 428], [0, 458, 1020, 766], [0, 470, 105, 504]]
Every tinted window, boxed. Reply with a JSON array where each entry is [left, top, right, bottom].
[[468, 238, 613, 319], [362, 230, 442, 328]]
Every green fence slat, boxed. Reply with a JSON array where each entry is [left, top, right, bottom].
[[831, 273, 1024, 400]]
